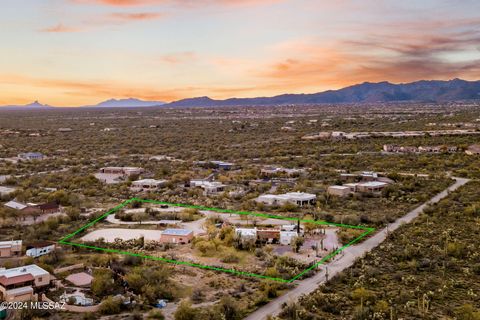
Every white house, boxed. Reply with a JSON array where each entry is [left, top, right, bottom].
[[280, 231, 298, 245], [260, 166, 306, 176], [357, 181, 388, 193], [190, 180, 226, 195], [17, 153, 44, 161], [343, 181, 388, 194], [26, 242, 55, 258], [4, 200, 28, 211], [234, 228, 257, 241], [130, 179, 166, 192], [99, 167, 144, 176], [255, 192, 316, 207]]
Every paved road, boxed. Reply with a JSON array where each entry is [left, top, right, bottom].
[[244, 177, 470, 320]]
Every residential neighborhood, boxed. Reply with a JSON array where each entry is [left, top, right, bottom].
[[1, 102, 479, 319]]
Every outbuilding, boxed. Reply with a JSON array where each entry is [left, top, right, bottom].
[[159, 229, 193, 244]]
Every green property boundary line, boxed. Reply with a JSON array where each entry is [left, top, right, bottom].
[[58, 198, 375, 283]]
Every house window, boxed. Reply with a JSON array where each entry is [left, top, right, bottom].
[[38, 277, 42, 282]]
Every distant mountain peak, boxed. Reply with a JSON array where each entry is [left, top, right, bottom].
[[87, 98, 165, 108], [24, 100, 50, 107]]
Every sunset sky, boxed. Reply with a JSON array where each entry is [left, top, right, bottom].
[[1, 0, 480, 106]]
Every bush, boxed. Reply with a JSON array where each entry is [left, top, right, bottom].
[[99, 296, 122, 315], [147, 309, 165, 320], [175, 300, 196, 320], [221, 252, 240, 263]]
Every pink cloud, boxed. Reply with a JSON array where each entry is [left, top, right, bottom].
[[40, 23, 81, 33], [108, 12, 164, 20], [160, 51, 196, 64], [72, 0, 281, 7]]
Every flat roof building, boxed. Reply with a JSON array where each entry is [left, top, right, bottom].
[[260, 166, 306, 176], [99, 167, 144, 176], [0, 240, 22, 258], [327, 185, 351, 197], [159, 229, 193, 244], [17, 152, 44, 161], [4, 200, 27, 211], [130, 179, 166, 192], [256, 192, 316, 207], [0, 264, 51, 302], [234, 228, 257, 241], [190, 179, 226, 195]]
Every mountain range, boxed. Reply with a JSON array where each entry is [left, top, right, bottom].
[[164, 79, 480, 107], [1, 79, 480, 109]]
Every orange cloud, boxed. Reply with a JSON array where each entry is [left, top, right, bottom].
[[255, 29, 480, 92]]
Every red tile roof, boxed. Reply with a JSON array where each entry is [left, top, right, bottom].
[[0, 274, 34, 286]]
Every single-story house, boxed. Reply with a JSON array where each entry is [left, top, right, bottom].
[[234, 228, 257, 241], [99, 167, 144, 176], [130, 179, 166, 192], [356, 181, 389, 193], [26, 242, 55, 258], [190, 180, 226, 195], [195, 160, 235, 170], [260, 166, 306, 176], [3, 201, 39, 214], [341, 171, 380, 182], [159, 229, 193, 244], [0, 240, 22, 258], [17, 152, 44, 161], [0, 264, 51, 302], [255, 192, 316, 207], [210, 161, 235, 170], [327, 185, 351, 197]]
